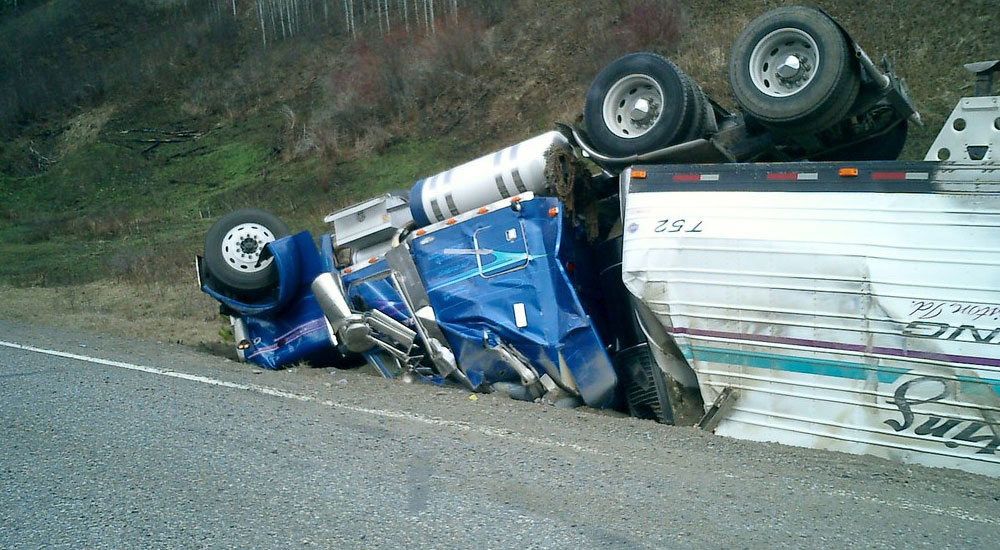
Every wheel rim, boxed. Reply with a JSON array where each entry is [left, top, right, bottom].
[[221, 223, 277, 274], [602, 74, 665, 139], [748, 27, 820, 97]]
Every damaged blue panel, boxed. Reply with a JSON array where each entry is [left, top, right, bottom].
[[239, 306, 333, 369], [341, 260, 411, 326], [409, 197, 617, 408], [203, 231, 337, 369]]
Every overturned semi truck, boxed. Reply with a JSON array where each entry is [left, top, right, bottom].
[[197, 6, 1000, 475]]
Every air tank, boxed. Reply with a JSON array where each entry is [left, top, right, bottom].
[[409, 131, 570, 227]]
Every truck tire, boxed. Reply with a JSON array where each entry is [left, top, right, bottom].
[[616, 344, 674, 424], [203, 208, 290, 297], [584, 53, 700, 157], [728, 6, 860, 133], [680, 73, 714, 142]]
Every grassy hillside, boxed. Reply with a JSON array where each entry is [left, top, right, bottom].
[[0, 0, 997, 345]]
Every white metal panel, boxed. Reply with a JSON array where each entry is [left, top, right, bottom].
[[623, 180, 1000, 476]]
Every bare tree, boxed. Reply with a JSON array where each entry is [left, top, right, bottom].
[[256, 0, 267, 45], [243, 0, 462, 43], [343, 0, 356, 38], [277, 0, 287, 37], [269, 0, 278, 38]]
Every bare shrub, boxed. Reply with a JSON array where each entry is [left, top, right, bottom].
[[107, 240, 192, 284], [312, 15, 490, 159], [66, 210, 149, 241], [570, 0, 686, 85], [352, 125, 393, 156], [108, 246, 157, 280], [614, 0, 684, 52]]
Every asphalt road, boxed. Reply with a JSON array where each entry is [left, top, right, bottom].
[[2, 319, 999, 549]]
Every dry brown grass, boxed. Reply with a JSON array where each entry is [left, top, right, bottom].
[[0, 281, 223, 347]]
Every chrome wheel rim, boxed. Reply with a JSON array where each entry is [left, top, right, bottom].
[[748, 27, 820, 97], [602, 74, 664, 139], [221, 223, 276, 273]]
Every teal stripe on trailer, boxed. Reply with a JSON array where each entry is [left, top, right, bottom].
[[681, 345, 1000, 395]]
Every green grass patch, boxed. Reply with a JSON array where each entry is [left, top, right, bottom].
[[331, 137, 473, 204], [0, 114, 480, 287]]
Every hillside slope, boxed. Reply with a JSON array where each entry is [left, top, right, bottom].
[[0, 0, 997, 345]]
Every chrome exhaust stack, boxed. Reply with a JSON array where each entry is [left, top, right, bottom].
[[311, 272, 416, 356], [311, 272, 354, 332]]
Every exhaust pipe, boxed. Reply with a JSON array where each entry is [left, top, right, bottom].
[[311, 273, 353, 332]]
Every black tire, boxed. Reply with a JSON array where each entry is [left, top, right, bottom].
[[203, 208, 290, 296], [616, 344, 674, 424], [680, 74, 713, 142], [728, 6, 860, 133], [584, 52, 697, 157], [814, 120, 908, 161]]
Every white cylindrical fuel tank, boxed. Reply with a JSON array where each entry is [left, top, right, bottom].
[[409, 131, 570, 227]]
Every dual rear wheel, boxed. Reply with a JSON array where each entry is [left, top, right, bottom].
[[584, 6, 904, 159], [584, 52, 712, 157]]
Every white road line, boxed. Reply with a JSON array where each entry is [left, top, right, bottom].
[[0, 340, 601, 456], [2, 338, 996, 527], [822, 488, 998, 526]]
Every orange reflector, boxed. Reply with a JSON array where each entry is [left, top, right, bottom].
[[511, 196, 522, 203], [343, 267, 353, 274], [477, 207, 489, 214], [631, 170, 647, 179], [368, 257, 378, 264], [446, 218, 457, 225], [548, 207, 559, 218], [415, 229, 427, 236], [839, 168, 859, 177]]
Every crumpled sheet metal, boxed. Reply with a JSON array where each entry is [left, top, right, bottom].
[[409, 197, 617, 408], [203, 231, 337, 369]]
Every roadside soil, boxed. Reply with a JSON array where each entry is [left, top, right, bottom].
[[0, 282, 225, 353]]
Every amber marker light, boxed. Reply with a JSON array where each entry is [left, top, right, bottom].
[[446, 218, 457, 225], [839, 167, 859, 177], [548, 207, 559, 218], [631, 170, 647, 179]]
